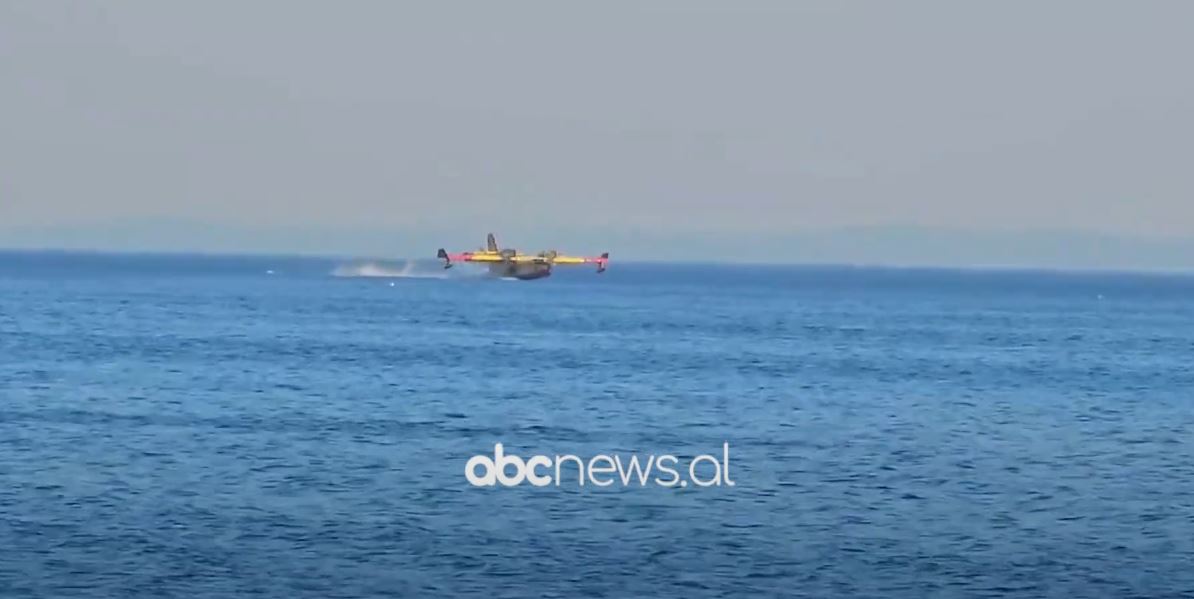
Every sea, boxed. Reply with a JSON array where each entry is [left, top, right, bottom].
[[1, 250, 1192, 598]]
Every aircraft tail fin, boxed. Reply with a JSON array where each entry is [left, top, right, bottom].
[[437, 248, 453, 269], [487, 233, 498, 252]]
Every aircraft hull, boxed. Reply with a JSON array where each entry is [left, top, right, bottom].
[[488, 263, 552, 280]]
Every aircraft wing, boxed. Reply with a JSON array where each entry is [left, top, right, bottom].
[[456, 253, 504, 263], [509, 252, 609, 271], [508, 255, 551, 264], [437, 250, 504, 266], [438, 248, 609, 272], [548, 252, 610, 272]]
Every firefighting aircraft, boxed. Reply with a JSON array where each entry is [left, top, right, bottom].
[[437, 233, 609, 280]]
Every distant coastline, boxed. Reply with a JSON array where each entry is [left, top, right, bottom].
[[2, 246, 1193, 278], [4, 223, 1194, 272]]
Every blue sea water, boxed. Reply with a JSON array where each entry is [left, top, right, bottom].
[[1, 250, 1193, 598]]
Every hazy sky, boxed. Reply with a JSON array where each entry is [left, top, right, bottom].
[[2, 1, 1192, 266]]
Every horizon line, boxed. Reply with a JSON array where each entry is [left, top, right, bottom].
[[4, 245, 1193, 277]]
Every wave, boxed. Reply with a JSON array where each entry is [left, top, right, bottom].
[[331, 259, 490, 279], [331, 260, 453, 279]]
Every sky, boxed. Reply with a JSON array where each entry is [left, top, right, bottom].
[[2, 1, 1193, 267]]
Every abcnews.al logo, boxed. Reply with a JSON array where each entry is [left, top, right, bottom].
[[465, 443, 736, 488]]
